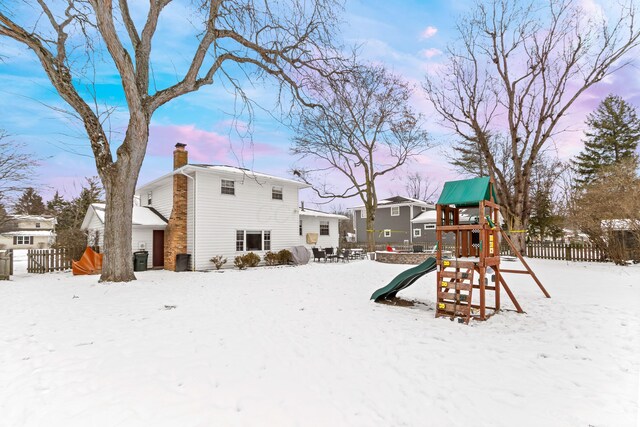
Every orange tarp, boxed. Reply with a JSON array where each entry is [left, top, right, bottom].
[[72, 247, 103, 275]]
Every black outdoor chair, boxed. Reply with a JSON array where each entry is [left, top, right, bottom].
[[324, 247, 338, 262], [413, 245, 424, 253], [312, 247, 327, 262], [338, 249, 350, 262]]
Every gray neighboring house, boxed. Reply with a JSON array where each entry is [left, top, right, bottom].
[[349, 196, 433, 245]]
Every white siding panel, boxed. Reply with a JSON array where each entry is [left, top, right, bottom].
[[139, 180, 173, 219], [299, 216, 340, 249], [85, 209, 104, 248], [186, 176, 195, 269], [131, 228, 154, 268], [193, 171, 300, 270]]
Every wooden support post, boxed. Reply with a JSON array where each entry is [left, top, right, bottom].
[[495, 265, 501, 311], [498, 275, 524, 313], [479, 267, 486, 320], [500, 229, 551, 298]]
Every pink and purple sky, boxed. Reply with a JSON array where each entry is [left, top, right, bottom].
[[0, 0, 638, 210]]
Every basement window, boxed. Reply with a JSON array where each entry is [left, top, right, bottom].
[[383, 229, 391, 238], [35, 223, 41, 228], [413, 228, 421, 237], [390, 206, 400, 216], [221, 179, 235, 195]]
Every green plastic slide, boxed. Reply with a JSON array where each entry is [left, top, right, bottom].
[[370, 257, 438, 302]]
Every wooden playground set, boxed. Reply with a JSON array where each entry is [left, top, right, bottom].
[[434, 176, 550, 323], [371, 176, 551, 324]]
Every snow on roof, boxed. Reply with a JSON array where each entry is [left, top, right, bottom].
[[349, 196, 433, 210], [411, 210, 438, 223], [137, 164, 309, 191], [411, 210, 472, 224], [90, 204, 167, 226], [1, 230, 54, 237], [299, 208, 349, 220], [601, 219, 639, 230], [9, 215, 56, 223]]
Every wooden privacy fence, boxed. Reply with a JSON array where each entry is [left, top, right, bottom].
[[0, 249, 13, 279], [27, 248, 72, 273], [345, 241, 607, 262], [526, 242, 606, 262]]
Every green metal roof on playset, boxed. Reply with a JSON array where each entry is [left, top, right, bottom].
[[437, 176, 499, 207]]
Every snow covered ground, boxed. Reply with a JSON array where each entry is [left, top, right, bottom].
[[1, 251, 639, 426]]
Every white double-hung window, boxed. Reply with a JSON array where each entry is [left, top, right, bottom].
[[221, 179, 235, 195]]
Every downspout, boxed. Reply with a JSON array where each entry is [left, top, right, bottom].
[[180, 169, 196, 271]]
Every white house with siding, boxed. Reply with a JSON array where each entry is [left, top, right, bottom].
[[81, 204, 167, 268], [83, 143, 343, 271], [299, 208, 348, 249], [0, 215, 56, 249]]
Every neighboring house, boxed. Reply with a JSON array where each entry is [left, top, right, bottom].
[[81, 204, 168, 268], [349, 196, 433, 245], [299, 208, 348, 249], [81, 143, 342, 271], [0, 215, 56, 249]]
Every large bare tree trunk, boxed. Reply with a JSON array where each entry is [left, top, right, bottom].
[[366, 214, 375, 252], [101, 178, 136, 282], [98, 121, 148, 282]]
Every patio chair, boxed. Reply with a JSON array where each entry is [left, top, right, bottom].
[[312, 247, 327, 262], [338, 249, 350, 262], [324, 247, 338, 262], [412, 245, 424, 253]]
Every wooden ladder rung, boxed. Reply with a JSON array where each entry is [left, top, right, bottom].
[[437, 291, 471, 302], [440, 271, 470, 279], [437, 302, 471, 315], [440, 281, 472, 291]]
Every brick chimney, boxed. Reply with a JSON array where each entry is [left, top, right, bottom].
[[164, 143, 188, 271]]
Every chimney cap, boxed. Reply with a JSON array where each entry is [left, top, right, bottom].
[[175, 142, 187, 149]]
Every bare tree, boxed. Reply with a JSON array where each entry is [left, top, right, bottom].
[[424, 0, 640, 251], [404, 172, 437, 203], [292, 64, 430, 251], [0, 0, 342, 281], [0, 130, 37, 227], [571, 159, 640, 264]]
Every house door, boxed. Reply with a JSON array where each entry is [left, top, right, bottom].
[[153, 230, 165, 267]]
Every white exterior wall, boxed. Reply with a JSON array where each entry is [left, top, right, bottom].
[[131, 227, 154, 268], [299, 216, 340, 249], [0, 235, 51, 250], [86, 211, 105, 249], [186, 176, 195, 269], [15, 218, 55, 230], [85, 211, 157, 268], [140, 180, 173, 218], [192, 170, 301, 270]]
